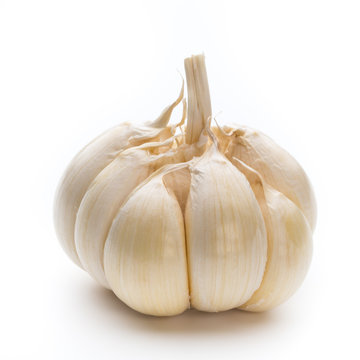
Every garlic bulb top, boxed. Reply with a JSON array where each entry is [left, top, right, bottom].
[[54, 54, 316, 316]]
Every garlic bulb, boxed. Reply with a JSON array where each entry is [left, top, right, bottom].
[[54, 54, 316, 316]]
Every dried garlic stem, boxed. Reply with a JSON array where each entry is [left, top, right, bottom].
[[184, 54, 212, 144]]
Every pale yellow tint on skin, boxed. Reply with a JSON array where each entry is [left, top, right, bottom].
[[233, 159, 313, 312], [185, 146, 267, 311], [75, 149, 151, 288], [225, 127, 317, 230], [54, 83, 185, 269], [104, 170, 189, 316], [54, 123, 134, 267]]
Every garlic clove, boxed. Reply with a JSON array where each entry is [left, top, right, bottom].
[[214, 125, 317, 230], [54, 123, 135, 267], [233, 158, 313, 312], [185, 145, 267, 312], [104, 165, 190, 316], [53, 86, 184, 268], [74, 149, 152, 288], [75, 136, 182, 288]]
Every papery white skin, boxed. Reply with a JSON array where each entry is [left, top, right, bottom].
[[233, 159, 313, 312], [214, 125, 317, 230], [185, 145, 267, 312], [104, 165, 190, 316], [54, 83, 184, 267], [75, 136, 185, 288], [75, 148, 152, 288]]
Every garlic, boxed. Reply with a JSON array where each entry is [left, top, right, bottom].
[[54, 54, 316, 316]]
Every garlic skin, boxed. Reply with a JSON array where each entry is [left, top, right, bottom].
[[54, 54, 316, 316], [233, 159, 313, 312], [214, 126, 317, 230], [74, 136, 183, 288], [104, 165, 190, 316], [185, 146, 267, 312], [74, 148, 152, 288], [54, 85, 184, 268]]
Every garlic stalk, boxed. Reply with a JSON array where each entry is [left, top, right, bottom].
[[54, 54, 316, 316]]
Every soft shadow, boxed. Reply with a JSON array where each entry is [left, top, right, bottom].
[[82, 282, 282, 335]]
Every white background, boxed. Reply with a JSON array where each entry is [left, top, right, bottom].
[[1, 1, 359, 359]]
